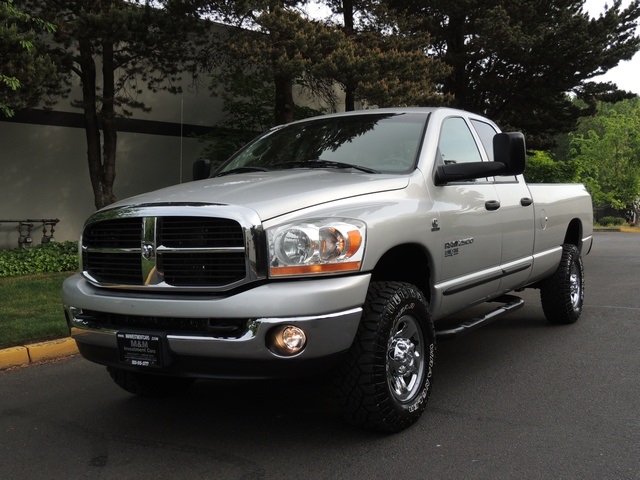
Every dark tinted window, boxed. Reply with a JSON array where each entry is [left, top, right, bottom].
[[471, 119, 518, 183], [470, 119, 497, 161]]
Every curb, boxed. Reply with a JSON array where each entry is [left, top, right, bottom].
[[0, 337, 78, 371], [594, 227, 640, 233]]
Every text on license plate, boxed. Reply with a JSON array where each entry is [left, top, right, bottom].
[[117, 332, 163, 368]]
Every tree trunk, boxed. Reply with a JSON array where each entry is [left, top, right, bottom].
[[78, 39, 108, 210], [274, 73, 294, 125], [78, 36, 117, 210], [443, 12, 469, 110], [345, 83, 356, 111], [269, 0, 294, 125], [99, 38, 117, 208], [342, 0, 356, 111]]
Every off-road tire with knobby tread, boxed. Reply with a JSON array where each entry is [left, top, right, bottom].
[[336, 281, 435, 432], [107, 367, 194, 398], [540, 244, 584, 324]]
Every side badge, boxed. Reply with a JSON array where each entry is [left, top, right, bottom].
[[431, 219, 440, 232]]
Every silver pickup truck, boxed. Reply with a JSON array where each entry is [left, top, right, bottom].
[[63, 107, 593, 432]]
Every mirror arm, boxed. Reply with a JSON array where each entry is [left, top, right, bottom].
[[435, 161, 507, 185]]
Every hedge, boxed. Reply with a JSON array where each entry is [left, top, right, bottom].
[[598, 216, 626, 227], [0, 241, 79, 277]]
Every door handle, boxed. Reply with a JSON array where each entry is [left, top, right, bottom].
[[485, 200, 501, 211], [520, 197, 533, 207]]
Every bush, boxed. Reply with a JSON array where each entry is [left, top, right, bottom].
[[0, 241, 78, 277], [597, 216, 626, 227], [524, 150, 579, 184]]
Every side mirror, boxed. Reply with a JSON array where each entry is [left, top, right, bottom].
[[435, 161, 507, 185], [192, 158, 212, 181], [493, 132, 526, 175]]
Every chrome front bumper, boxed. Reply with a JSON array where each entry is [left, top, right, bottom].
[[63, 273, 370, 377]]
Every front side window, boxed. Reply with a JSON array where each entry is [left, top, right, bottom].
[[436, 117, 483, 167]]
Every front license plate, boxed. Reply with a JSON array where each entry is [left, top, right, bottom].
[[117, 332, 164, 368]]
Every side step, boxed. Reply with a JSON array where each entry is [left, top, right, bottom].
[[435, 294, 525, 340]]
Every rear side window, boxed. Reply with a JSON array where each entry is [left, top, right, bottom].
[[471, 119, 518, 183], [470, 119, 497, 161]]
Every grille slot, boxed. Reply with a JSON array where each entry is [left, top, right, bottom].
[[84, 218, 142, 248], [159, 217, 244, 248], [83, 251, 142, 284], [160, 252, 246, 286], [82, 214, 249, 289], [80, 310, 247, 338]]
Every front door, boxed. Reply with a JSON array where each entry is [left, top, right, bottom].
[[431, 116, 503, 318]]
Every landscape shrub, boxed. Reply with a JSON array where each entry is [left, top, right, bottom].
[[0, 241, 78, 277], [597, 216, 626, 227]]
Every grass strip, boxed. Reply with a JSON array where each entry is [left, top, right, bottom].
[[0, 272, 72, 348]]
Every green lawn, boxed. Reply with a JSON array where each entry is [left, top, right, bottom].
[[0, 272, 72, 348]]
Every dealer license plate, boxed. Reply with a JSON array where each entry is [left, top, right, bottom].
[[117, 332, 164, 368]]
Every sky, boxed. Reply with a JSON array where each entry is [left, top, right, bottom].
[[585, 0, 640, 94]]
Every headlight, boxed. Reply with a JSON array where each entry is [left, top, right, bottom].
[[267, 219, 366, 277]]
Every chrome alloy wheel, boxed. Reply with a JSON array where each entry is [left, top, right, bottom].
[[386, 314, 425, 403], [569, 262, 582, 311], [338, 281, 435, 431]]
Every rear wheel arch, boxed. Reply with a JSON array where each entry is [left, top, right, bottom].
[[564, 219, 583, 252]]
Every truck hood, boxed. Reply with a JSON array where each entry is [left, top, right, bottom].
[[108, 170, 410, 220]]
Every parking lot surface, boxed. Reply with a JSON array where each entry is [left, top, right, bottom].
[[1, 232, 639, 479]]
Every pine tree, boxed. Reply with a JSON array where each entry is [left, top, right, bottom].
[[204, 1, 344, 125], [389, 0, 640, 148]]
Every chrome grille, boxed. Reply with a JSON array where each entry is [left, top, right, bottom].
[[82, 213, 252, 289]]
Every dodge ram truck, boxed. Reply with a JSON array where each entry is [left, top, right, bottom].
[[63, 107, 593, 432]]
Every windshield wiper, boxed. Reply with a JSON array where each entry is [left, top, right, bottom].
[[273, 159, 379, 174], [214, 166, 271, 177]]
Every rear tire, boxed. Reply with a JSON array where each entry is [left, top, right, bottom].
[[107, 367, 194, 398], [540, 244, 584, 324], [336, 281, 435, 432]]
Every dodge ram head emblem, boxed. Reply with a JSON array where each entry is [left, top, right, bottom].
[[141, 243, 155, 260]]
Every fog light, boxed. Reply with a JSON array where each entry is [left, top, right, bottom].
[[268, 325, 307, 356]]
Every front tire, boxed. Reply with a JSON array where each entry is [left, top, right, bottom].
[[337, 281, 436, 432], [540, 244, 584, 324]]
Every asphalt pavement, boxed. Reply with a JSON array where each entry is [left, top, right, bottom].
[[1, 232, 639, 479]]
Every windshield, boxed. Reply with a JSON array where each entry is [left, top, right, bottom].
[[214, 112, 428, 176]]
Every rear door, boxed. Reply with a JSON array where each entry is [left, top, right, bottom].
[[470, 119, 535, 292]]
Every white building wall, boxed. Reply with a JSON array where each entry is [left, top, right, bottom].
[[0, 17, 345, 249], [0, 90, 224, 249]]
